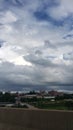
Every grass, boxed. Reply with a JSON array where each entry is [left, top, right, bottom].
[[30, 100, 73, 110]]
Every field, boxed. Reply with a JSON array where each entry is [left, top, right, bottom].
[[21, 98, 73, 110]]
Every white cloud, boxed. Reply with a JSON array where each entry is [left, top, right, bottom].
[[0, 43, 31, 66], [47, 0, 73, 20], [0, 11, 17, 24], [13, 56, 32, 66]]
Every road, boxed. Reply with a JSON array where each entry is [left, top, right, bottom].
[[21, 103, 38, 109]]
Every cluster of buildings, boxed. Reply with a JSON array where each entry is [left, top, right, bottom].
[[15, 90, 64, 101]]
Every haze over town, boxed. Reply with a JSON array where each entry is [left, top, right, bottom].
[[0, 0, 73, 92]]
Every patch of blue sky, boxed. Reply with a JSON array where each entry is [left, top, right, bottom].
[[63, 14, 73, 39], [2, 0, 26, 9], [34, 7, 73, 29], [40, 0, 59, 10], [63, 14, 73, 30], [34, 10, 64, 26], [6, 0, 22, 7], [0, 0, 9, 11]]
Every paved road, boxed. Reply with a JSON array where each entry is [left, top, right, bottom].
[[21, 103, 38, 109], [0, 102, 38, 110]]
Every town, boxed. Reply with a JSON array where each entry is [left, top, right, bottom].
[[0, 90, 73, 110]]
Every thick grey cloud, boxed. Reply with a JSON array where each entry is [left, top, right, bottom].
[[63, 51, 73, 60], [24, 54, 56, 67], [0, 60, 73, 91]]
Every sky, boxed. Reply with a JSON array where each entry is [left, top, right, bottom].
[[0, 0, 73, 92]]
